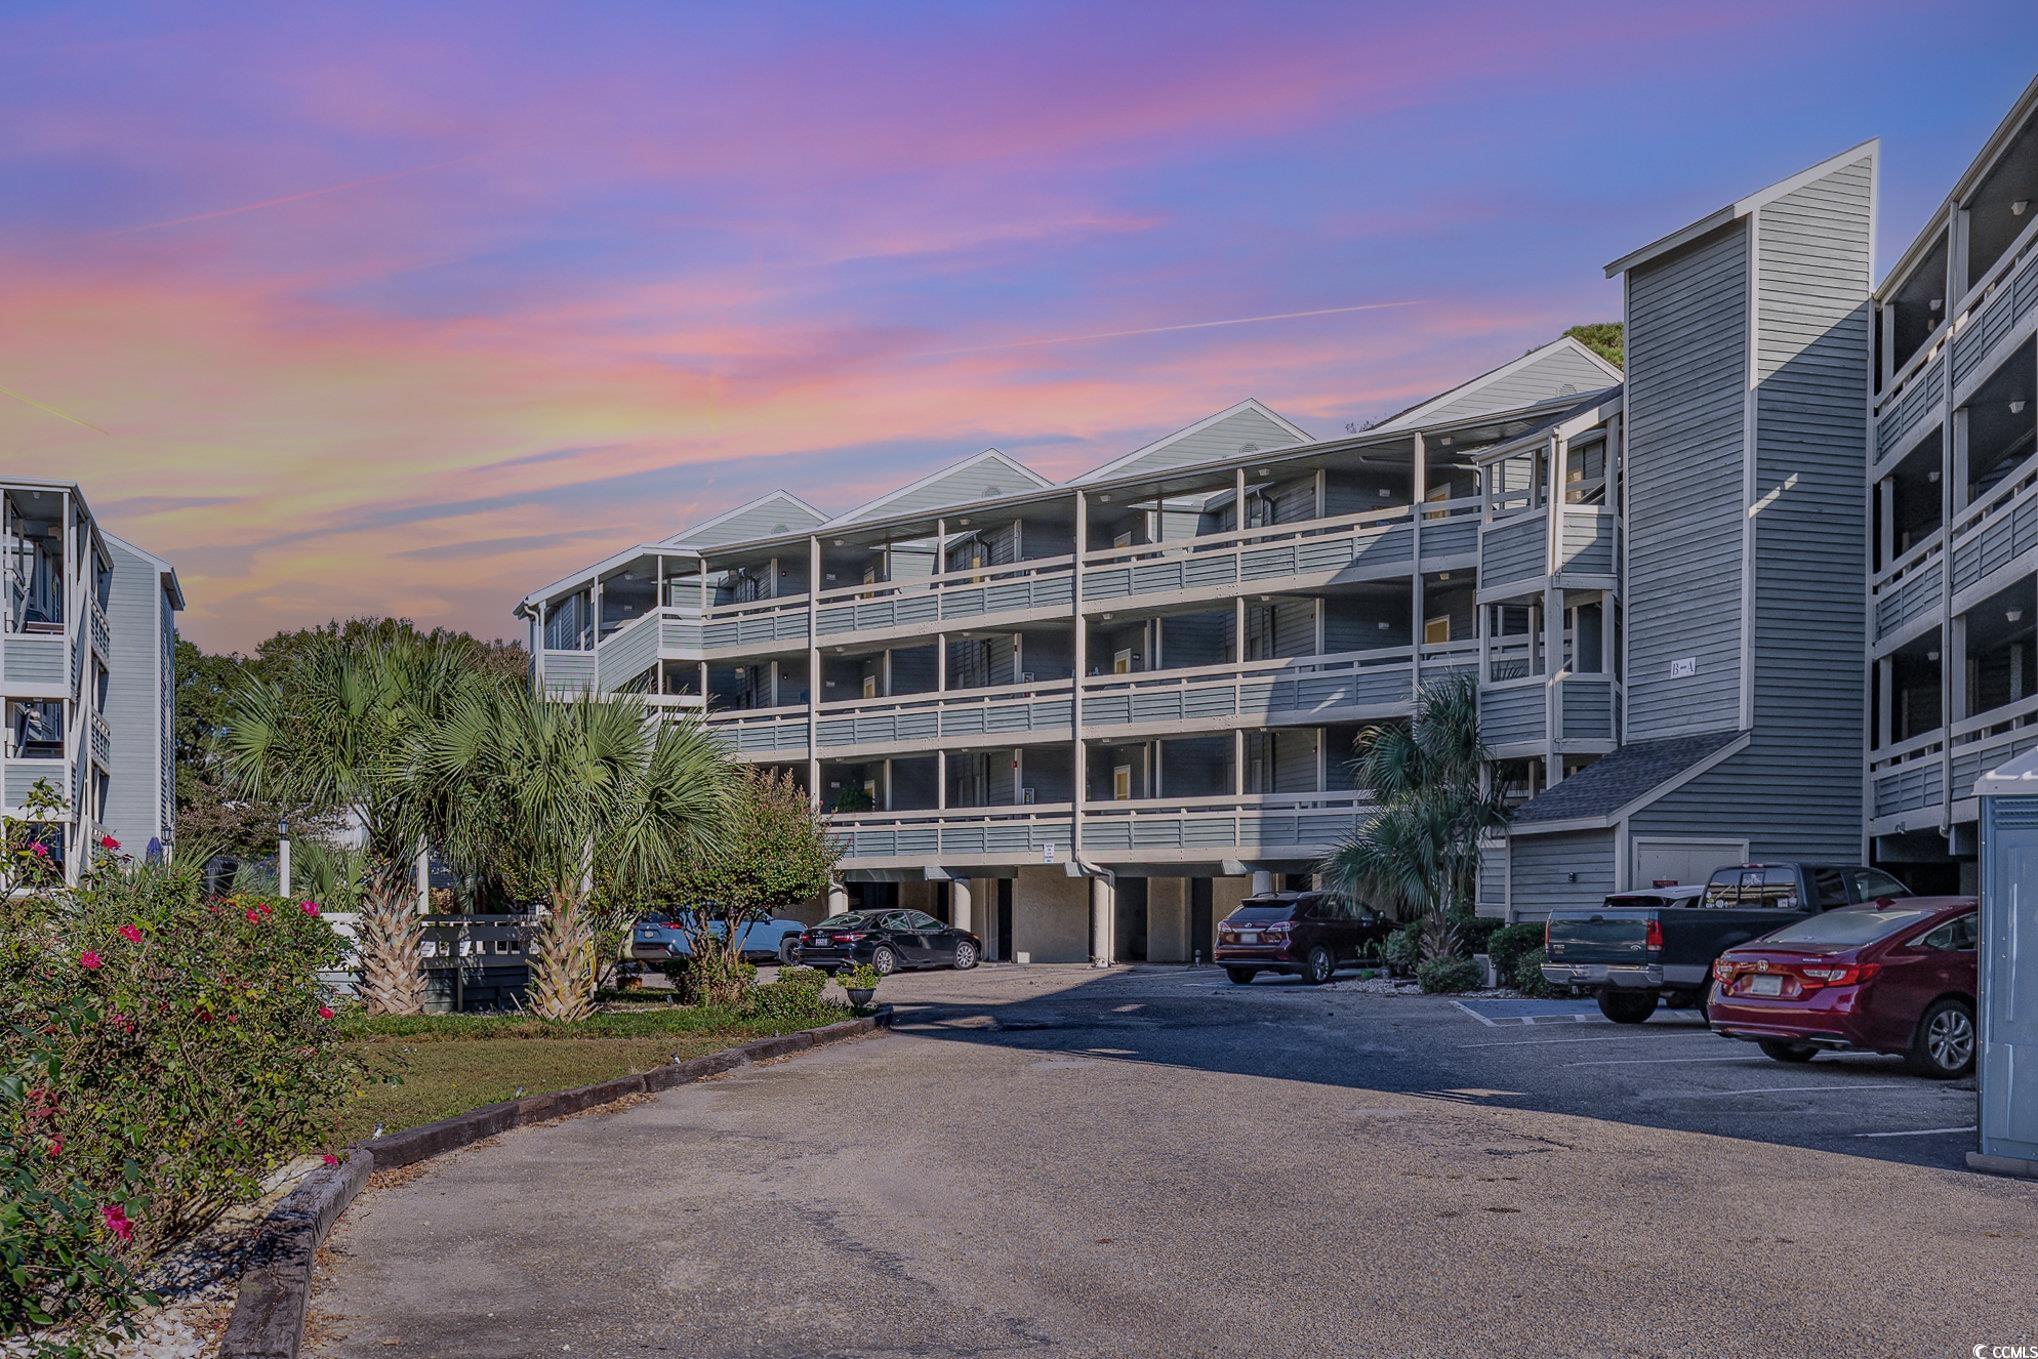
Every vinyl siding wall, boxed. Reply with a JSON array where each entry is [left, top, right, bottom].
[[1506, 830, 1617, 918], [1624, 221, 1750, 738], [101, 541, 168, 849]]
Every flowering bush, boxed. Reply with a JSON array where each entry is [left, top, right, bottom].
[[1, 838, 360, 1349]]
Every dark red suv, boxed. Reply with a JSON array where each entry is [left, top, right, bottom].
[[1709, 896, 1977, 1077], [1214, 891, 1392, 985]]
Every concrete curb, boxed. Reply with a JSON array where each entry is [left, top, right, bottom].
[[217, 1006, 890, 1359]]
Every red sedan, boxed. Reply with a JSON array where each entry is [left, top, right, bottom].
[[1709, 896, 1977, 1077]]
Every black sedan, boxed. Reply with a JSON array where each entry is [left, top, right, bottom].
[[796, 909, 981, 975]]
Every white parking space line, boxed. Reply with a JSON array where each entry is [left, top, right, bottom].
[[1716, 1082, 1914, 1096], [1461, 1033, 1718, 1049], [1854, 1125, 1978, 1139], [1562, 1055, 1752, 1068], [1451, 1001, 1501, 1027]]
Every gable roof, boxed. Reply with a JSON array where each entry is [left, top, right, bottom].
[[102, 532, 185, 610], [1370, 337, 1622, 434], [662, 490, 828, 548], [825, 449, 1051, 527], [1604, 139, 1879, 278], [1508, 729, 1749, 834], [1068, 399, 1312, 485]]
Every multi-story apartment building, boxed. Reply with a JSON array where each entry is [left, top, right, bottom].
[[522, 75, 2038, 939], [519, 335, 1622, 962], [0, 480, 182, 881]]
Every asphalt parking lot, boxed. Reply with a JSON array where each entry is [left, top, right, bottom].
[[312, 962, 2028, 1358]]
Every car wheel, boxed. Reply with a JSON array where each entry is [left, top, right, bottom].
[[871, 945, 899, 977], [1304, 944, 1335, 985], [1757, 1039, 1817, 1064], [1689, 981, 1715, 1025], [1909, 998, 1976, 1079], [953, 940, 978, 971], [778, 938, 799, 966], [1596, 991, 1658, 1025], [1224, 967, 1256, 985]]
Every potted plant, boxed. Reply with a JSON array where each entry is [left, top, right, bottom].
[[842, 962, 882, 1010]]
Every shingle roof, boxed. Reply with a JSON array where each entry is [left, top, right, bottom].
[[1510, 729, 1745, 828]]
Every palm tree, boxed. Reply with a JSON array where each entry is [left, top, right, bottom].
[[221, 632, 496, 1015], [1324, 673, 1511, 961], [426, 688, 733, 1022]]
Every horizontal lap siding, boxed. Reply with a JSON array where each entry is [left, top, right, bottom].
[[1625, 221, 1748, 739], [1747, 156, 1874, 859], [1506, 831, 1616, 918], [1109, 408, 1306, 482]]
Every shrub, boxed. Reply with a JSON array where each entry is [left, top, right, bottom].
[[1381, 922, 1423, 976], [1487, 923, 1545, 981], [1415, 956, 1484, 994], [1513, 946, 1564, 998], [1453, 914, 1503, 956], [840, 963, 882, 992], [744, 967, 843, 1024], [1, 848, 357, 1350]]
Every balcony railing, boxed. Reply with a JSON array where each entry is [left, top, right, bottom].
[[702, 595, 810, 651], [88, 710, 110, 765], [88, 599, 110, 657], [1950, 691, 2038, 810], [1948, 213, 2038, 396], [1081, 498, 1479, 607], [1949, 450, 2038, 598], [705, 703, 810, 757], [2, 757, 66, 810], [1080, 790, 1374, 856], [1479, 510, 1546, 593], [1871, 530, 1945, 644], [829, 802, 1075, 863], [1869, 728, 1947, 824], [814, 555, 1074, 640], [1080, 648, 1416, 733], [815, 679, 1074, 755], [1480, 672, 1619, 748]]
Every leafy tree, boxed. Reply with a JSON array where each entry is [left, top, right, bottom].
[[661, 768, 840, 1002], [1324, 674, 1511, 962], [220, 630, 505, 1014], [1563, 322, 1623, 367], [426, 688, 733, 1022]]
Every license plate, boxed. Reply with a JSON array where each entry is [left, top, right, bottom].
[[1239, 932, 1260, 944], [1748, 974, 1783, 997]]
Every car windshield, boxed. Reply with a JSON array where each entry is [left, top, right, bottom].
[[1759, 906, 1938, 947], [1228, 904, 1297, 924], [815, 913, 874, 929]]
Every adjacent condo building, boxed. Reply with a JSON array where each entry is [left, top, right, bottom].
[[519, 75, 2038, 944], [0, 480, 182, 880]]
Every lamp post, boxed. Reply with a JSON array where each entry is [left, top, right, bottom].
[[277, 815, 291, 897]]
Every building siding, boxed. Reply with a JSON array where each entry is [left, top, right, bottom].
[[1624, 220, 1750, 738], [1506, 830, 1617, 918], [102, 540, 172, 851]]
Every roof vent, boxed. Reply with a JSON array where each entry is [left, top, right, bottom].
[[771, 522, 788, 533], [1558, 383, 1578, 396]]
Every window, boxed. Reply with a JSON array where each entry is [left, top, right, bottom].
[[876, 911, 914, 931], [1424, 615, 1451, 645], [1847, 868, 1910, 902], [1764, 906, 1936, 946], [1701, 867, 1801, 909], [1112, 764, 1132, 800], [1917, 914, 1978, 951], [1112, 649, 1133, 675], [1813, 868, 1849, 910], [901, 911, 942, 932]]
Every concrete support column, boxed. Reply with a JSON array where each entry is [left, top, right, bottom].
[[951, 878, 973, 934], [828, 882, 850, 914], [1090, 875, 1114, 967], [415, 844, 431, 915], [1250, 869, 1275, 895]]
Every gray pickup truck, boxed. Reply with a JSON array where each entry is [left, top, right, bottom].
[[1541, 862, 1913, 1023]]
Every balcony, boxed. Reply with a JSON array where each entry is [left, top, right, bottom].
[[1873, 531, 1946, 647], [88, 710, 110, 765], [1080, 499, 1478, 609], [1869, 729, 1948, 828], [813, 680, 1074, 758], [701, 595, 810, 653], [830, 802, 1075, 867], [1079, 648, 1417, 736], [1949, 457, 2038, 603], [814, 556, 1074, 643], [1, 633, 66, 689], [1080, 790, 1374, 861], [2, 757, 65, 810], [1478, 506, 1617, 602], [705, 703, 810, 759], [1950, 691, 2038, 814], [88, 598, 109, 658], [1480, 673, 1619, 750]]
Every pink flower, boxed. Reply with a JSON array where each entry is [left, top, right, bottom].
[[99, 1203, 133, 1244], [317, 1006, 335, 1020], [79, 951, 103, 971], [98, 834, 120, 851], [322, 1153, 340, 1167], [300, 900, 321, 916], [46, 1137, 62, 1158], [245, 908, 262, 923], [118, 924, 142, 944], [29, 842, 47, 859]]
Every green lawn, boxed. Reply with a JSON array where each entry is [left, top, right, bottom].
[[337, 1002, 849, 1142]]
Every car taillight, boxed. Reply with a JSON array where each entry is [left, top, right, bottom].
[[1543, 919, 1551, 947], [1264, 922, 1290, 936], [1713, 957, 1739, 983], [1797, 963, 1877, 989], [834, 932, 865, 943], [1645, 919, 1663, 951]]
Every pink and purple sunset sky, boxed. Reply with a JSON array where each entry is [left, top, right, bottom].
[[4, 2, 2034, 650]]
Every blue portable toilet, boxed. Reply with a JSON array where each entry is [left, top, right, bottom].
[[1973, 748, 2038, 1178]]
